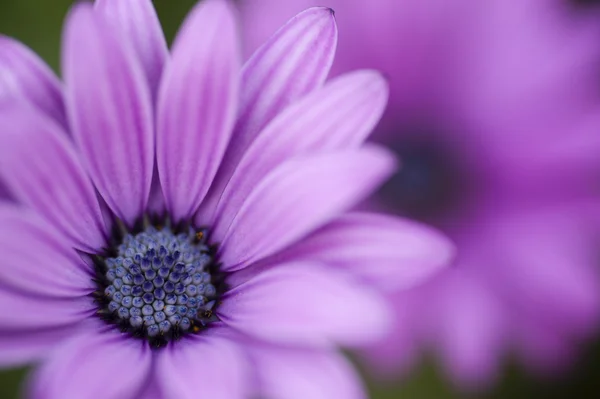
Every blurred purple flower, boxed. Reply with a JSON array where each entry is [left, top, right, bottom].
[[0, 0, 453, 398], [239, 0, 600, 388]]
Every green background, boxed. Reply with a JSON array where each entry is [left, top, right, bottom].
[[1, 0, 599, 397]]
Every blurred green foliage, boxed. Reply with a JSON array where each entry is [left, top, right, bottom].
[[0, 0, 198, 71], [1, 0, 599, 398]]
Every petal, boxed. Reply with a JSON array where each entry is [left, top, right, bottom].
[[359, 290, 422, 377], [279, 212, 455, 291], [212, 71, 389, 228], [29, 330, 152, 399], [95, 0, 168, 101], [432, 271, 507, 387], [157, 0, 240, 222], [0, 290, 94, 330], [0, 182, 12, 201], [236, 6, 336, 143], [218, 262, 391, 347], [62, 3, 154, 226], [217, 146, 397, 271], [490, 208, 600, 338], [0, 35, 66, 127], [250, 346, 367, 399], [136, 379, 165, 399], [0, 327, 75, 368], [156, 331, 249, 399], [0, 204, 96, 298], [196, 6, 337, 221], [0, 105, 107, 251]]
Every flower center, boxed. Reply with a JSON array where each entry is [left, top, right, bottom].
[[92, 222, 219, 347], [378, 129, 464, 221]]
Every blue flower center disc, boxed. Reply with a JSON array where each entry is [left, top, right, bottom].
[[93, 223, 219, 347]]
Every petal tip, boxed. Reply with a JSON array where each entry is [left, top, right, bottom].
[[290, 6, 338, 37], [351, 69, 391, 100], [365, 144, 400, 176]]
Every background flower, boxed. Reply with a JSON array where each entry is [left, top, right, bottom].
[[238, 0, 600, 393]]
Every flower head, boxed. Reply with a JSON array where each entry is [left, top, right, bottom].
[[0, 0, 452, 397], [240, 0, 600, 388]]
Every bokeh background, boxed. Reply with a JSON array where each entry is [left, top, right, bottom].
[[1, 0, 600, 398]]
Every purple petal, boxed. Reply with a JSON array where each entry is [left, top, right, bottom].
[[196, 7, 337, 222], [489, 208, 600, 338], [0, 327, 75, 368], [212, 71, 388, 228], [0, 290, 93, 330], [136, 379, 165, 399], [95, 0, 168, 102], [0, 182, 12, 201], [249, 345, 367, 399], [0, 35, 66, 127], [156, 332, 249, 399], [0, 204, 96, 298], [359, 290, 422, 377], [228, 6, 337, 162], [93, 0, 168, 216], [29, 330, 152, 399], [62, 3, 154, 226], [0, 105, 107, 251], [216, 146, 397, 271], [278, 212, 455, 291], [219, 262, 391, 347], [432, 271, 507, 387], [157, 0, 240, 222]]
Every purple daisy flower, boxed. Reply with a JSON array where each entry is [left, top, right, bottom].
[[0, 0, 453, 397], [239, 0, 600, 388]]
